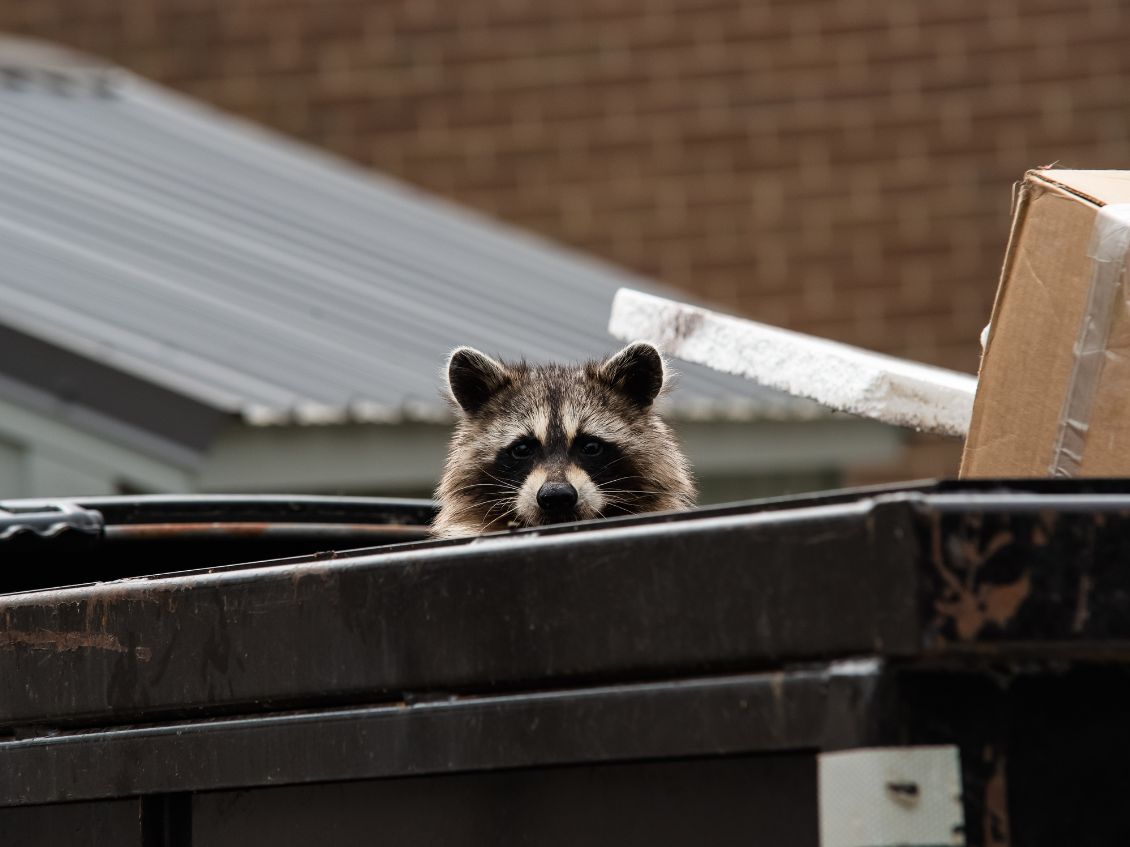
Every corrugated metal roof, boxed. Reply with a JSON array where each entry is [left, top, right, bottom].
[[0, 38, 821, 426]]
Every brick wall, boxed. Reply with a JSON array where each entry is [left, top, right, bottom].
[[3, 1, 1129, 476]]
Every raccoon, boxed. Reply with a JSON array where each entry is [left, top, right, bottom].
[[431, 341, 695, 538]]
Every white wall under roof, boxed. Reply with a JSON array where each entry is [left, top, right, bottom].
[[0, 393, 191, 498]]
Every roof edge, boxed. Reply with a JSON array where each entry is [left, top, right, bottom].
[[0, 36, 122, 96], [0, 323, 228, 456]]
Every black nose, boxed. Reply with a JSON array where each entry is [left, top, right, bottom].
[[537, 481, 578, 512]]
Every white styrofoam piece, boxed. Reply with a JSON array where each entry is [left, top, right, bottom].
[[819, 746, 964, 847], [608, 288, 977, 437]]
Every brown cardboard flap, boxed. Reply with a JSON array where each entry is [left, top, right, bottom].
[[961, 169, 1130, 477], [1032, 169, 1130, 207]]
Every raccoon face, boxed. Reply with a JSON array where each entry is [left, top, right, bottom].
[[432, 342, 696, 538]]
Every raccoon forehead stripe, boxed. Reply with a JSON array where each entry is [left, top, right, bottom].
[[561, 404, 580, 444], [530, 407, 550, 444]]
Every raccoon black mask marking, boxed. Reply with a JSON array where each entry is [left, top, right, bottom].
[[432, 342, 696, 538]]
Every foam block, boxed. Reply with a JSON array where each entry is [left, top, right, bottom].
[[608, 288, 977, 437]]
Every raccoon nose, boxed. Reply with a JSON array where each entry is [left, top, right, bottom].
[[537, 481, 578, 512]]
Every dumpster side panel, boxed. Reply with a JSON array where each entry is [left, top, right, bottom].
[[191, 755, 817, 847], [0, 798, 144, 847]]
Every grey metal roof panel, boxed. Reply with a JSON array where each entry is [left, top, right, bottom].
[[0, 39, 821, 426]]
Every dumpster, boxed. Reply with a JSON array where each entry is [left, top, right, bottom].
[[2, 481, 1128, 846]]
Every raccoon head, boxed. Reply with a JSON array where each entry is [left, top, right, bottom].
[[431, 342, 696, 538]]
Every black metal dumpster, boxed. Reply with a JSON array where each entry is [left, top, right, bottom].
[[2, 481, 1129, 846]]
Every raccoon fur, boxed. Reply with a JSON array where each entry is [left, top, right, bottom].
[[431, 341, 695, 538]]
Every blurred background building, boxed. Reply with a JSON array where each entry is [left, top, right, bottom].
[[1, 0, 1128, 499]]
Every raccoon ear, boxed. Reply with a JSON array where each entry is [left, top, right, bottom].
[[447, 347, 509, 414], [599, 342, 665, 407]]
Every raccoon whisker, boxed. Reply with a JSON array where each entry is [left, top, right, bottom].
[[601, 502, 648, 512], [454, 490, 519, 510], [596, 455, 631, 473], [462, 493, 518, 509], [484, 502, 523, 529], [483, 504, 517, 517], [482, 497, 519, 515], [453, 494, 516, 517], [598, 475, 644, 488], [600, 497, 644, 507], [480, 470, 521, 489], [600, 495, 654, 510], [448, 506, 488, 523], [449, 482, 515, 493], [466, 480, 520, 495], [496, 500, 522, 518], [448, 485, 515, 498], [480, 497, 516, 509]]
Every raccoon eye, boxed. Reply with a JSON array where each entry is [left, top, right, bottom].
[[578, 438, 604, 457], [509, 441, 535, 460]]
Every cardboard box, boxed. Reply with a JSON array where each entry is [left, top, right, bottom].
[[961, 169, 1130, 477]]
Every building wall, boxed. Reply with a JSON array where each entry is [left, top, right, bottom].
[[197, 418, 901, 504], [4, 0, 1127, 478], [0, 394, 192, 499]]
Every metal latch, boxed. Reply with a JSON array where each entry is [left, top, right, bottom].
[[0, 501, 104, 547]]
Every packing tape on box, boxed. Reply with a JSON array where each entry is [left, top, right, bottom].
[[1050, 203, 1130, 476]]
